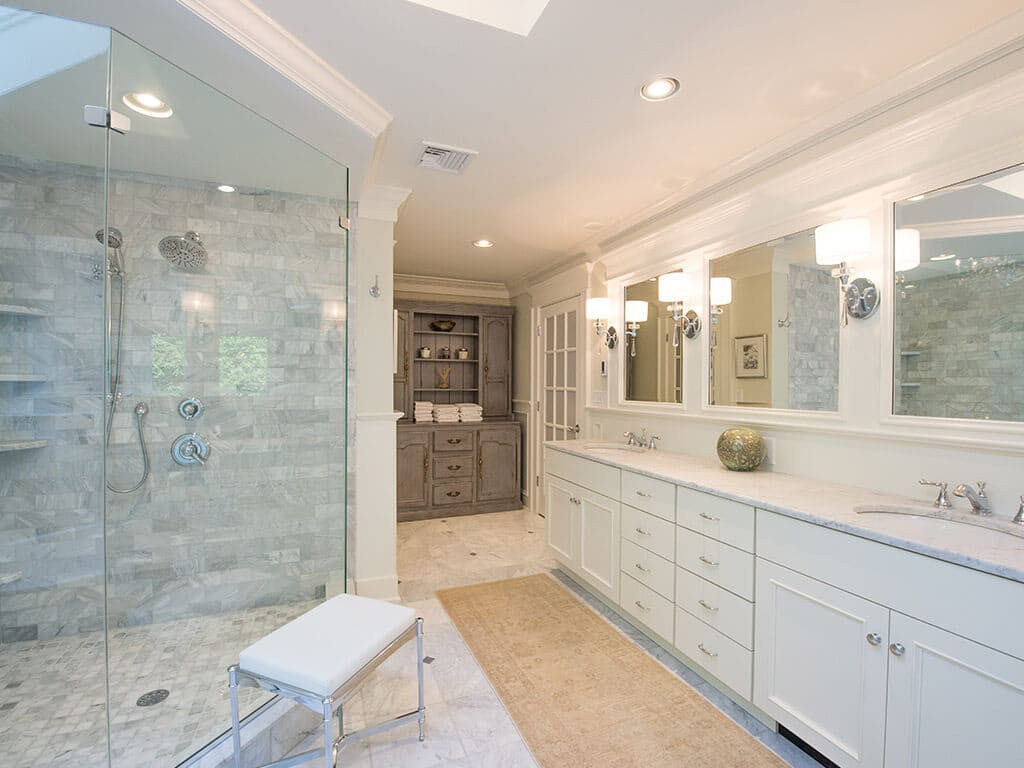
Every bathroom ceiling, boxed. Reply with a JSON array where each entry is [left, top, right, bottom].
[[10, 0, 1024, 285]]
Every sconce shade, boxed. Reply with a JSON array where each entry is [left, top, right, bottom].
[[815, 218, 871, 265], [710, 277, 733, 307], [658, 272, 691, 303], [894, 228, 921, 272], [625, 300, 649, 323], [586, 297, 610, 320]]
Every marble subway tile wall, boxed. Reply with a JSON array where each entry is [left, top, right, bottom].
[[896, 263, 1024, 420], [0, 154, 350, 640], [0, 156, 107, 643], [787, 264, 839, 412]]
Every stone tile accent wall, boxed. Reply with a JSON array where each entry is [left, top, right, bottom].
[[0, 154, 349, 641], [787, 264, 839, 412], [895, 263, 1024, 420]]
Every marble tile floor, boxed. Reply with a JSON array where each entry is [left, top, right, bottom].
[[280, 508, 823, 768], [0, 600, 316, 768]]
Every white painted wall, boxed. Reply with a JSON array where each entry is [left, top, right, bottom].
[[538, 54, 1024, 519]]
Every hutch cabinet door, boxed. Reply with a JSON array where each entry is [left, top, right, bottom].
[[396, 430, 430, 508], [481, 314, 511, 417], [476, 426, 519, 502], [393, 308, 412, 418], [884, 612, 1024, 768]]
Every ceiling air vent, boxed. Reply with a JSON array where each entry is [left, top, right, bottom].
[[417, 141, 478, 174]]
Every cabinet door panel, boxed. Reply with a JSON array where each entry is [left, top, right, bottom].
[[396, 430, 430, 509], [578, 488, 619, 601], [394, 309, 412, 418], [477, 427, 519, 503], [545, 476, 576, 567], [885, 612, 1024, 768], [481, 315, 510, 416], [754, 560, 888, 768]]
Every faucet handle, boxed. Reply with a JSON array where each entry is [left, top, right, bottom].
[[977, 481, 987, 497], [649, 435, 661, 451], [919, 479, 952, 509]]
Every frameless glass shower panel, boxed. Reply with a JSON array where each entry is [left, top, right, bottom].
[[104, 32, 349, 767], [0, 7, 111, 767]]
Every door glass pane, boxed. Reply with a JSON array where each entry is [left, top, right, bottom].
[[545, 316, 555, 351], [545, 388, 554, 420], [0, 9, 111, 768], [566, 310, 577, 348], [103, 32, 349, 766], [566, 350, 577, 388], [555, 391, 565, 425], [556, 351, 565, 387], [545, 352, 554, 386], [556, 313, 566, 349], [566, 391, 577, 431]]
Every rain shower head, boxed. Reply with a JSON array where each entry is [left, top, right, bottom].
[[159, 231, 207, 271], [95, 227, 123, 249]]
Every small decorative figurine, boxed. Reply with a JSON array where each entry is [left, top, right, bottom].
[[438, 366, 452, 389]]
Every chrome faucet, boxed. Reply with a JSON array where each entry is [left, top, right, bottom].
[[919, 479, 952, 509], [624, 430, 641, 447], [1013, 496, 1024, 526], [623, 429, 660, 449], [953, 482, 991, 515]]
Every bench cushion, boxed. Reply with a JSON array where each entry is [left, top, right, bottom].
[[238, 594, 418, 697]]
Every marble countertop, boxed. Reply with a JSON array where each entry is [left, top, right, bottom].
[[545, 440, 1024, 584]]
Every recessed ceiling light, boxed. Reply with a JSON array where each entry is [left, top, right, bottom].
[[930, 253, 957, 261], [640, 77, 680, 102], [217, 184, 236, 193], [472, 239, 494, 248], [122, 92, 173, 118]]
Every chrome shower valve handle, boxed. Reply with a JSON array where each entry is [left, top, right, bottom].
[[172, 433, 211, 466]]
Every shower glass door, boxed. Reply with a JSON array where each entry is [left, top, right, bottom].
[[0, 9, 112, 768], [102, 31, 350, 767]]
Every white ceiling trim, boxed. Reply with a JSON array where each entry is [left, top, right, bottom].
[[175, 0, 391, 137], [394, 273, 510, 301], [357, 185, 413, 223]]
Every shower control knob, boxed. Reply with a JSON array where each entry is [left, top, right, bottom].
[[178, 397, 203, 420], [171, 433, 211, 467]]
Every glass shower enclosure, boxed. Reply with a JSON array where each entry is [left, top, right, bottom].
[[0, 7, 349, 767]]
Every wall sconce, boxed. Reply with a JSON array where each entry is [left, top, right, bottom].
[[624, 300, 648, 357], [658, 271, 700, 344], [814, 217, 878, 322], [586, 297, 617, 349], [708, 276, 732, 350]]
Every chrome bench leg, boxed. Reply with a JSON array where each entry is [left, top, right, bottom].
[[229, 666, 242, 768], [416, 618, 426, 742], [322, 699, 336, 768]]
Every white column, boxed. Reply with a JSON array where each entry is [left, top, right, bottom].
[[352, 185, 410, 601]]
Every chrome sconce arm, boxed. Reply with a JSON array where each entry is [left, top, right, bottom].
[[593, 320, 618, 349]]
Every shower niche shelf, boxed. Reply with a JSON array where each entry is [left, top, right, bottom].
[[0, 571, 22, 586], [0, 303, 46, 317], [0, 373, 47, 383], [0, 439, 48, 453]]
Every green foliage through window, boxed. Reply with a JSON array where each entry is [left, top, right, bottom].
[[220, 336, 268, 395]]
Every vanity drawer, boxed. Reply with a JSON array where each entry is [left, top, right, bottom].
[[676, 486, 755, 553], [434, 430, 473, 452], [675, 607, 752, 699], [675, 567, 754, 649], [621, 470, 675, 523], [621, 540, 674, 600], [620, 574, 674, 642], [544, 448, 620, 500], [433, 454, 473, 480], [676, 528, 754, 600], [621, 505, 675, 562], [431, 481, 473, 506]]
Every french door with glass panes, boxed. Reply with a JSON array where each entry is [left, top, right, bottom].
[[536, 296, 583, 515]]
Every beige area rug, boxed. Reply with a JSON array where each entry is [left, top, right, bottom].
[[437, 574, 787, 768]]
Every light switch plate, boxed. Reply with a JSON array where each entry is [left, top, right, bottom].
[[762, 437, 776, 467]]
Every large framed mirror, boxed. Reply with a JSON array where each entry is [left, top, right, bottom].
[[893, 163, 1024, 422], [623, 276, 687, 403], [708, 227, 840, 410]]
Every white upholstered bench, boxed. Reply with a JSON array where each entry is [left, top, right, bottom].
[[228, 594, 425, 767]]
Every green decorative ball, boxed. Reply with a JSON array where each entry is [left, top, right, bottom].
[[716, 427, 766, 472]]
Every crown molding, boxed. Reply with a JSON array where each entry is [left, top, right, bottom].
[[175, 0, 391, 137], [394, 274, 510, 301], [915, 214, 1024, 239], [357, 185, 412, 223]]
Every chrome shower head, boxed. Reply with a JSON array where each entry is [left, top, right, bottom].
[[158, 231, 207, 271], [95, 227, 123, 249]]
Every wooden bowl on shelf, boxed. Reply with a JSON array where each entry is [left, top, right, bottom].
[[430, 320, 456, 332]]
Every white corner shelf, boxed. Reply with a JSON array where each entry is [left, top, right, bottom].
[[0, 374, 47, 383], [0, 303, 46, 318], [0, 572, 23, 586], [0, 439, 48, 453]]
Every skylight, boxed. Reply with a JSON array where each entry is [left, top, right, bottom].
[[402, 0, 551, 36]]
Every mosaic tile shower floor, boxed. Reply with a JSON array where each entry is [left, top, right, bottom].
[[0, 601, 316, 768]]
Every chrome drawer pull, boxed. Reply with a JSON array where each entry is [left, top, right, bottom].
[[634, 527, 652, 536], [634, 563, 651, 574], [698, 512, 720, 522], [698, 555, 719, 567], [698, 599, 718, 613], [447, 464, 462, 471], [635, 490, 652, 498], [697, 642, 718, 658], [446, 490, 461, 498], [634, 600, 651, 613], [866, 633, 882, 646]]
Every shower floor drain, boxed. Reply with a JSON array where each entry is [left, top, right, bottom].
[[136, 689, 170, 707]]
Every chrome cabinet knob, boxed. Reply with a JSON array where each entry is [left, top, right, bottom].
[[866, 633, 882, 646], [889, 642, 906, 657]]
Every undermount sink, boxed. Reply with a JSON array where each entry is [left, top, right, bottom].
[[577, 442, 647, 455], [855, 504, 1024, 540]]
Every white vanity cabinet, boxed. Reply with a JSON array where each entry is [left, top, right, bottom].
[[755, 509, 1024, 768], [544, 449, 621, 601]]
